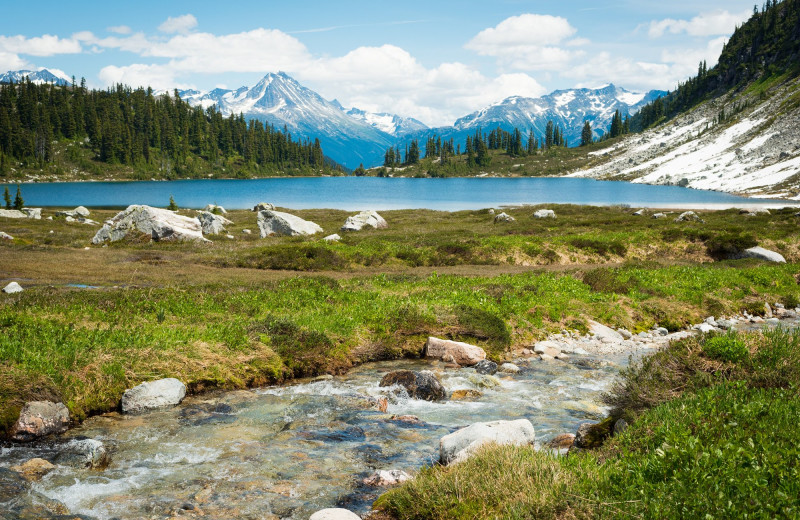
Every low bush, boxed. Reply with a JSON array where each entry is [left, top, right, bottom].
[[702, 331, 749, 363], [705, 231, 758, 259]]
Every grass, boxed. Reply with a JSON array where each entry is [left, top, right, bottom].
[[375, 328, 800, 519]]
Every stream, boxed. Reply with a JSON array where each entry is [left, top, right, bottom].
[[0, 351, 642, 519]]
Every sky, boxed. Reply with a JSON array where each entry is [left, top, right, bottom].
[[0, 0, 757, 126]]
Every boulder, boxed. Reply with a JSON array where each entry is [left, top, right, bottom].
[[341, 210, 388, 232], [473, 360, 498, 375], [56, 206, 90, 218], [632, 209, 647, 216], [613, 418, 628, 435], [323, 234, 342, 242], [467, 373, 501, 388], [379, 370, 446, 401], [740, 208, 770, 216], [242, 229, 252, 235], [450, 389, 483, 400], [439, 419, 536, 465], [10, 458, 56, 481], [498, 363, 520, 373], [533, 209, 556, 219], [203, 204, 227, 214], [733, 246, 786, 263], [197, 211, 232, 235], [0, 231, 12, 240], [588, 320, 624, 342], [2, 281, 23, 294], [21, 208, 41, 219], [309, 509, 361, 520], [10, 401, 70, 441], [651, 212, 667, 219], [362, 469, 411, 487], [674, 211, 703, 222], [257, 210, 323, 237], [121, 378, 186, 413], [56, 438, 110, 469], [92, 205, 208, 244], [0, 209, 26, 219], [493, 212, 515, 223], [424, 337, 486, 366], [533, 340, 561, 357], [546, 433, 575, 450], [252, 202, 275, 212]]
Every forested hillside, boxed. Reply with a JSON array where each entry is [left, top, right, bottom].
[[0, 80, 337, 180]]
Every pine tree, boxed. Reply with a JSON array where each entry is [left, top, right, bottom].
[[610, 110, 623, 138], [581, 121, 593, 147], [545, 121, 554, 149], [353, 163, 366, 176], [3, 186, 10, 209], [168, 195, 178, 211], [13, 185, 23, 210]]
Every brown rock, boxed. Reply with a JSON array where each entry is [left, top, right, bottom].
[[10, 401, 70, 442], [389, 415, 423, 425], [424, 337, 486, 366], [546, 434, 575, 450], [450, 389, 483, 401], [10, 458, 56, 481]]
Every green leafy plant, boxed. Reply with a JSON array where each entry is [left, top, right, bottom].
[[703, 332, 749, 363]]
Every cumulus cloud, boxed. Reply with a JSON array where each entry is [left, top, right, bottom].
[[647, 9, 751, 38], [0, 51, 28, 71], [0, 34, 82, 56], [158, 14, 198, 35], [107, 25, 132, 35], [465, 14, 582, 71]]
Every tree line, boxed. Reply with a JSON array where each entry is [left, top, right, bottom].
[[0, 79, 330, 177]]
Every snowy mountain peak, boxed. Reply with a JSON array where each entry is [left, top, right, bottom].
[[0, 69, 71, 86]]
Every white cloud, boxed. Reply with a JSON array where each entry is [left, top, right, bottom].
[[0, 51, 28, 72], [158, 14, 198, 35], [647, 9, 751, 38], [107, 25, 132, 35], [465, 14, 582, 71], [0, 34, 82, 56]]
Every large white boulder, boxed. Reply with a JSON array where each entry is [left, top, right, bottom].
[[121, 378, 187, 413], [56, 206, 90, 218], [2, 281, 23, 294], [197, 211, 232, 235], [252, 202, 275, 212], [734, 246, 786, 263], [92, 205, 208, 244], [0, 209, 26, 219], [439, 419, 536, 465], [533, 209, 556, 219], [203, 204, 227, 214], [493, 212, 515, 223], [424, 337, 486, 366], [309, 509, 361, 520], [341, 210, 388, 232], [588, 320, 624, 342], [22, 208, 41, 219], [0, 231, 12, 241], [257, 210, 322, 237]]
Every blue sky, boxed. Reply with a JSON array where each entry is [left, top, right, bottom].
[[0, 0, 756, 125]]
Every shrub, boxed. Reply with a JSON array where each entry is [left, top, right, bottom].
[[582, 268, 632, 294], [568, 237, 627, 257], [705, 232, 757, 259], [703, 332, 749, 363]]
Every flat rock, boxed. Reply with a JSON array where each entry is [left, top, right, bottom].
[[10, 458, 56, 481], [121, 378, 186, 413], [2, 281, 23, 294], [0, 209, 26, 219], [588, 320, 624, 342], [450, 389, 483, 400], [10, 401, 70, 441], [733, 246, 786, 263], [533, 340, 561, 357], [379, 370, 446, 401], [309, 509, 361, 520], [197, 211, 232, 235], [92, 205, 208, 244], [362, 469, 410, 487], [56, 206, 90, 218], [257, 210, 323, 237], [341, 210, 387, 232], [533, 209, 556, 219], [439, 419, 536, 465], [424, 337, 486, 366], [652, 212, 667, 219]]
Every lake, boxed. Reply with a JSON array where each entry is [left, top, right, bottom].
[[1, 177, 791, 210]]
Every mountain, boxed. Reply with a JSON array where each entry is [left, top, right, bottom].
[[178, 72, 423, 168], [0, 69, 71, 86], [570, 0, 800, 198], [407, 85, 666, 152], [344, 107, 428, 138]]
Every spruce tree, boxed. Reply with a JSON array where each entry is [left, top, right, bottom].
[[168, 195, 178, 211], [581, 121, 593, 146], [3, 186, 10, 209], [13, 185, 23, 210]]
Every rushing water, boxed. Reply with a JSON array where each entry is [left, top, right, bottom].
[[1, 177, 790, 211], [0, 354, 636, 519]]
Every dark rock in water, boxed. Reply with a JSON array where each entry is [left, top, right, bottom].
[[474, 360, 498, 375], [55, 438, 111, 469], [304, 426, 366, 443], [355, 443, 385, 465], [571, 358, 604, 370], [0, 467, 88, 518], [379, 370, 446, 401]]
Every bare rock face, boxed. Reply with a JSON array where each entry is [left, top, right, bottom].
[[341, 210, 388, 232], [439, 419, 536, 464], [197, 211, 233, 235], [92, 205, 208, 244], [121, 378, 187, 413], [424, 337, 486, 366], [257, 210, 323, 237], [379, 370, 446, 401], [10, 401, 71, 442]]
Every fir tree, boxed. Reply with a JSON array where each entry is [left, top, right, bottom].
[[3, 186, 10, 209], [168, 195, 178, 211], [581, 121, 593, 146], [13, 185, 23, 210], [353, 163, 366, 176]]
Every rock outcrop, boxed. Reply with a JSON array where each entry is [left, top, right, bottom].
[[379, 370, 446, 401], [533, 209, 556, 219], [56, 206, 90, 218], [493, 212, 515, 223], [92, 205, 208, 244], [674, 210, 703, 222], [21, 208, 41, 219], [733, 246, 786, 263], [121, 378, 187, 413], [197, 211, 232, 235], [424, 337, 486, 366], [0, 209, 26, 219], [203, 204, 227, 214], [257, 210, 323, 237], [323, 234, 341, 242], [252, 202, 275, 212], [439, 419, 536, 464], [341, 210, 388, 232], [9, 401, 70, 442]]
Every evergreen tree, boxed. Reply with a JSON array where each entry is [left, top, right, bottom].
[[545, 121, 554, 149], [167, 195, 178, 211], [475, 137, 491, 167], [3, 186, 10, 209], [610, 110, 623, 138], [580, 121, 593, 146], [13, 185, 23, 210], [353, 163, 367, 176]]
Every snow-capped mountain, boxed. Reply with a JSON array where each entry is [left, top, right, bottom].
[[0, 69, 71, 86], [178, 72, 425, 168], [344, 107, 428, 138], [449, 84, 667, 145]]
